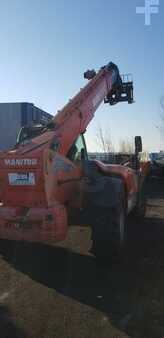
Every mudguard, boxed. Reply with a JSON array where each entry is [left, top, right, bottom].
[[83, 159, 125, 209]]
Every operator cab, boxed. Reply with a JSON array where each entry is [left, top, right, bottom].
[[67, 134, 88, 162], [16, 124, 45, 146]]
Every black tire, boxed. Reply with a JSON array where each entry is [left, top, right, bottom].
[[0, 239, 15, 258], [91, 190, 127, 262]]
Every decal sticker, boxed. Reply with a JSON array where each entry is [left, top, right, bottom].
[[4, 159, 38, 166], [8, 172, 35, 185]]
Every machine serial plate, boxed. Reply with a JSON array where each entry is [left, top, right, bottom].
[[8, 172, 35, 186]]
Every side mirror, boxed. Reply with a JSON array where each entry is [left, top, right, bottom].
[[135, 136, 142, 154]]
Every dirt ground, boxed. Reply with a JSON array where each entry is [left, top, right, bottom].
[[0, 177, 164, 338]]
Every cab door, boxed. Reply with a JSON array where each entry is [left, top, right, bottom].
[[66, 134, 88, 208]]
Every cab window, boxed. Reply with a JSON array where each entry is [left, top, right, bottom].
[[67, 135, 88, 162]]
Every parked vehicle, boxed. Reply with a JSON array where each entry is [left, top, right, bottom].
[[0, 61, 148, 259]]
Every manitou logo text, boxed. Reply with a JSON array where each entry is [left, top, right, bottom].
[[4, 159, 38, 166]]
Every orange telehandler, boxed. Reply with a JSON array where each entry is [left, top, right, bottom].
[[0, 62, 148, 258]]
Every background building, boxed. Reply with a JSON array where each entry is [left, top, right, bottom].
[[0, 102, 52, 150]]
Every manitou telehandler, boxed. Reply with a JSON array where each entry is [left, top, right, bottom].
[[0, 62, 148, 259]]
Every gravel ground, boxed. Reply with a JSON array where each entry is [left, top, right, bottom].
[[0, 177, 164, 338]]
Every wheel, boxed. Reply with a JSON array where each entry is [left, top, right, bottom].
[[90, 190, 127, 262], [0, 239, 15, 258]]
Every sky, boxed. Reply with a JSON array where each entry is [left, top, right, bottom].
[[0, 0, 163, 152]]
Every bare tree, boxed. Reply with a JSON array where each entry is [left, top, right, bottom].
[[119, 138, 134, 153], [160, 96, 164, 134], [96, 125, 114, 153], [155, 96, 164, 148]]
